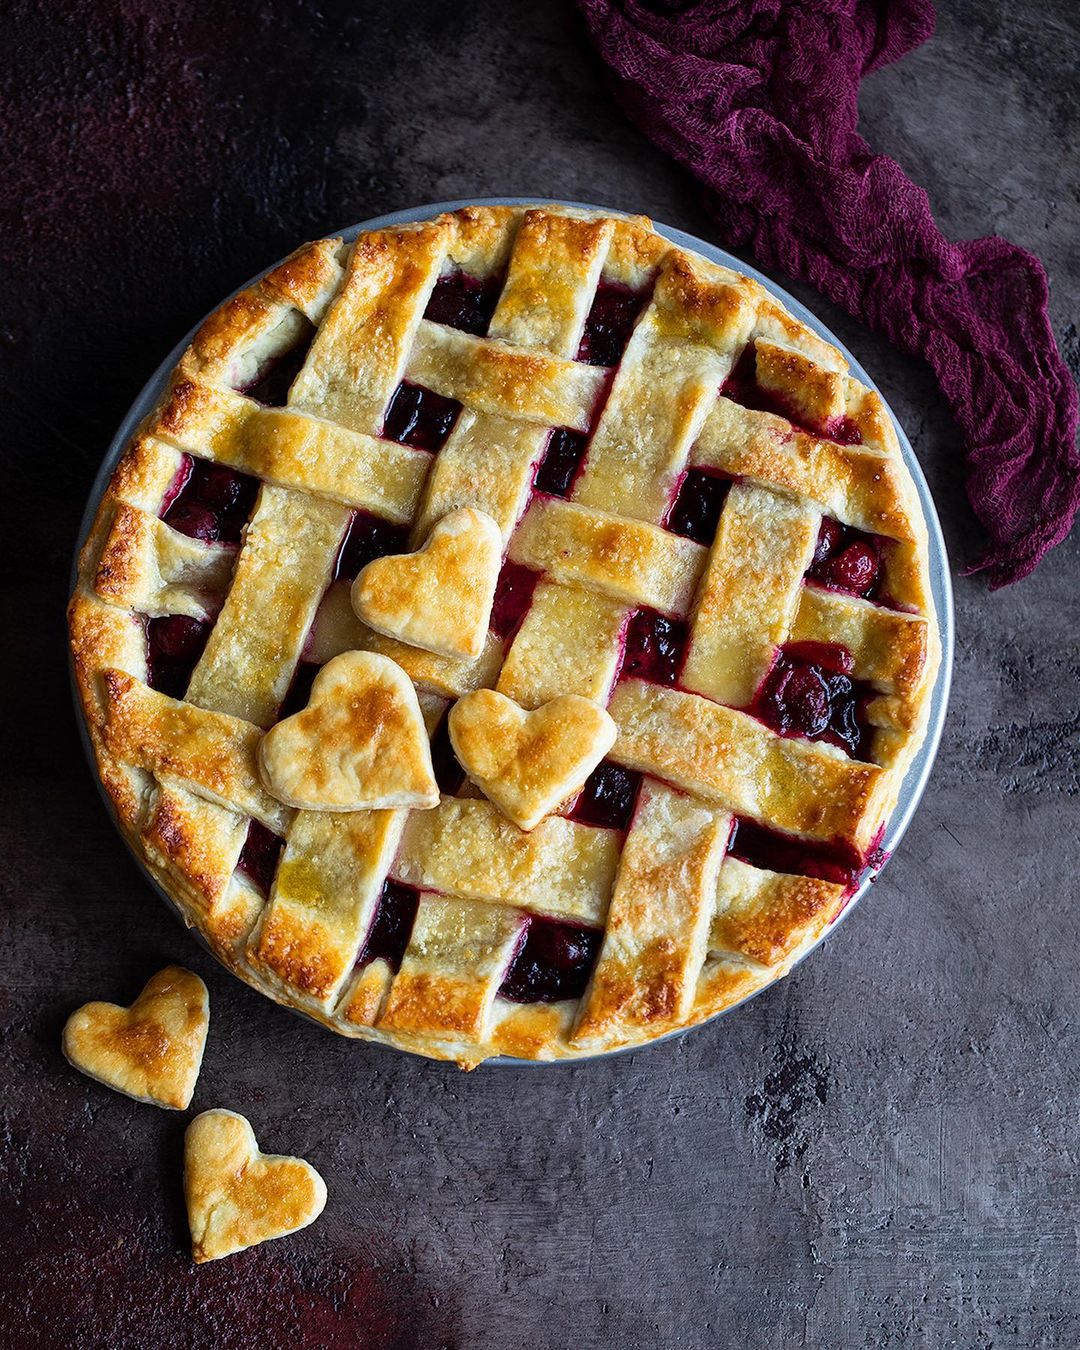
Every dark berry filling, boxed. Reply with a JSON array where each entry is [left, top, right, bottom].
[[577, 282, 649, 368], [430, 714, 466, 796], [719, 345, 767, 412], [237, 820, 286, 895], [277, 659, 320, 721], [162, 455, 260, 546], [145, 615, 212, 699], [821, 415, 861, 445], [381, 382, 461, 451], [753, 643, 873, 759], [356, 880, 420, 972], [666, 468, 731, 545], [721, 344, 863, 446], [498, 916, 603, 1004], [569, 760, 641, 832], [489, 562, 540, 641], [334, 510, 410, 582], [806, 517, 884, 600], [534, 428, 589, 498], [726, 816, 862, 891], [620, 608, 688, 687], [238, 329, 315, 407], [424, 270, 503, 336]]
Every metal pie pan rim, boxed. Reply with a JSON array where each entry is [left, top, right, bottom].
[[70, 196, 954, 1069]]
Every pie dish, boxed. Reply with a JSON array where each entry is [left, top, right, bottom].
[[69, 202, 942, 1067]]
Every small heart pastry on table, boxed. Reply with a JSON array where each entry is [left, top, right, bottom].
[[351, 507, 502, 660], [448, 689, 617, 831], [259, 650, 438, 811], [62, 965, 209, 1110], [184, 1109, 327, 1263]]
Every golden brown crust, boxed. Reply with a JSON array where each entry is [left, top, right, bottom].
[[184, 1109, 327, 1263], [69, 204, 941, 1066], [258, 652, 438, 811], [449, 690, 617, 831], [62, 966, 209, 1109], [352, 508, 502, 659]]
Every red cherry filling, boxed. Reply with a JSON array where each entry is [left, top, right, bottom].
[[489, 562, 540, 641], [806, 518, 883, 599], [145, 615, 212, 698], [577, 282, 649, 368], [534, 427, 589, 498], [726, 817, 862, 891], [753, 643, 873, 759], [334, 510, 410, 582], [429, 714, 466, 796], [721, 345, 865, 447], [498, 916, 603, 1004], [162, 455, 259, 546], [381, 382, 461, 451], [666, 468, 732, 545], [569, 760, 641, 831], [424, 270, 503, 336], [357, 880, 420, 972], [620, 608, 689, 686], [237, 820, 285, 895], [238, 330, 315, 407], [277, 659, 320, 721], [821, 414, 861, 445]]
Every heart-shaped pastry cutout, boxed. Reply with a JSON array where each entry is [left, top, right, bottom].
[[448, 689, 617, 831], [62, 965, 209, 1110], [259, 650, 438, 811], [351, 508, 502, 660], [184, 1109, 327, 1263]]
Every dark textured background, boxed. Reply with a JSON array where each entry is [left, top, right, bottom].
[[3, 2, 1078, 1346]]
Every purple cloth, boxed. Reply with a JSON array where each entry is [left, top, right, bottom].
[[578, 0, 1080, 586]]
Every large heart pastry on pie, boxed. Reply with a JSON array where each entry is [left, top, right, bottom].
[[449, 689, 617, 831], [352, 507, 502, 660], [259, 650, 438, 811], [62, 965, 209, 1110], [184, 1109, 327, 1263]]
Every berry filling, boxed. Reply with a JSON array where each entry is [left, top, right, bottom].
[[806, 517, 884, 600], [753, 642, 873, 759], [430, 714, 466, 796], [620, 608, 689, 686], [162, 455, 260, 546], [498, 916, 603, 1004], [238, 331, 315, 407], [424, 270, 503, 336], [489, 562, 540, 641], [666, 468, 731, 545], [277, 659, 320, 721], [534, 428, 589, 498], [577, 282, 649, 368], [726, 816, 863, 891], [237, 820, 285, 895], [381, 382, 461, 451], [145, 615, 212, 699], [569, 760, 641, 831], [357, 880, 420, 972], [334, 510, 410, 582], [720, 345, 863, 446]]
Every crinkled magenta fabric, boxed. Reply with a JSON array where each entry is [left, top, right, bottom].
[[578, 0, 1079, 585]]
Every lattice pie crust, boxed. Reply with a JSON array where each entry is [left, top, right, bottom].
[[69, 205, 939, 1066]]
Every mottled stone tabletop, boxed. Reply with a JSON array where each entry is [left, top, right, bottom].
[[3, 1, 1078, 1346]]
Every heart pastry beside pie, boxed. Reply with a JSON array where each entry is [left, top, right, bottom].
[[69, 203, 941, 1065], [62, 965, 209, 1110], [184, 1109, 327, 1263]]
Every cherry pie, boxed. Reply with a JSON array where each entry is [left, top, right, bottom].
[[69, 205, 940, 1066]]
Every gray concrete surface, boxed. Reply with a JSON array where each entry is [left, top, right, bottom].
[[2, 1, 1078, 1345]]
